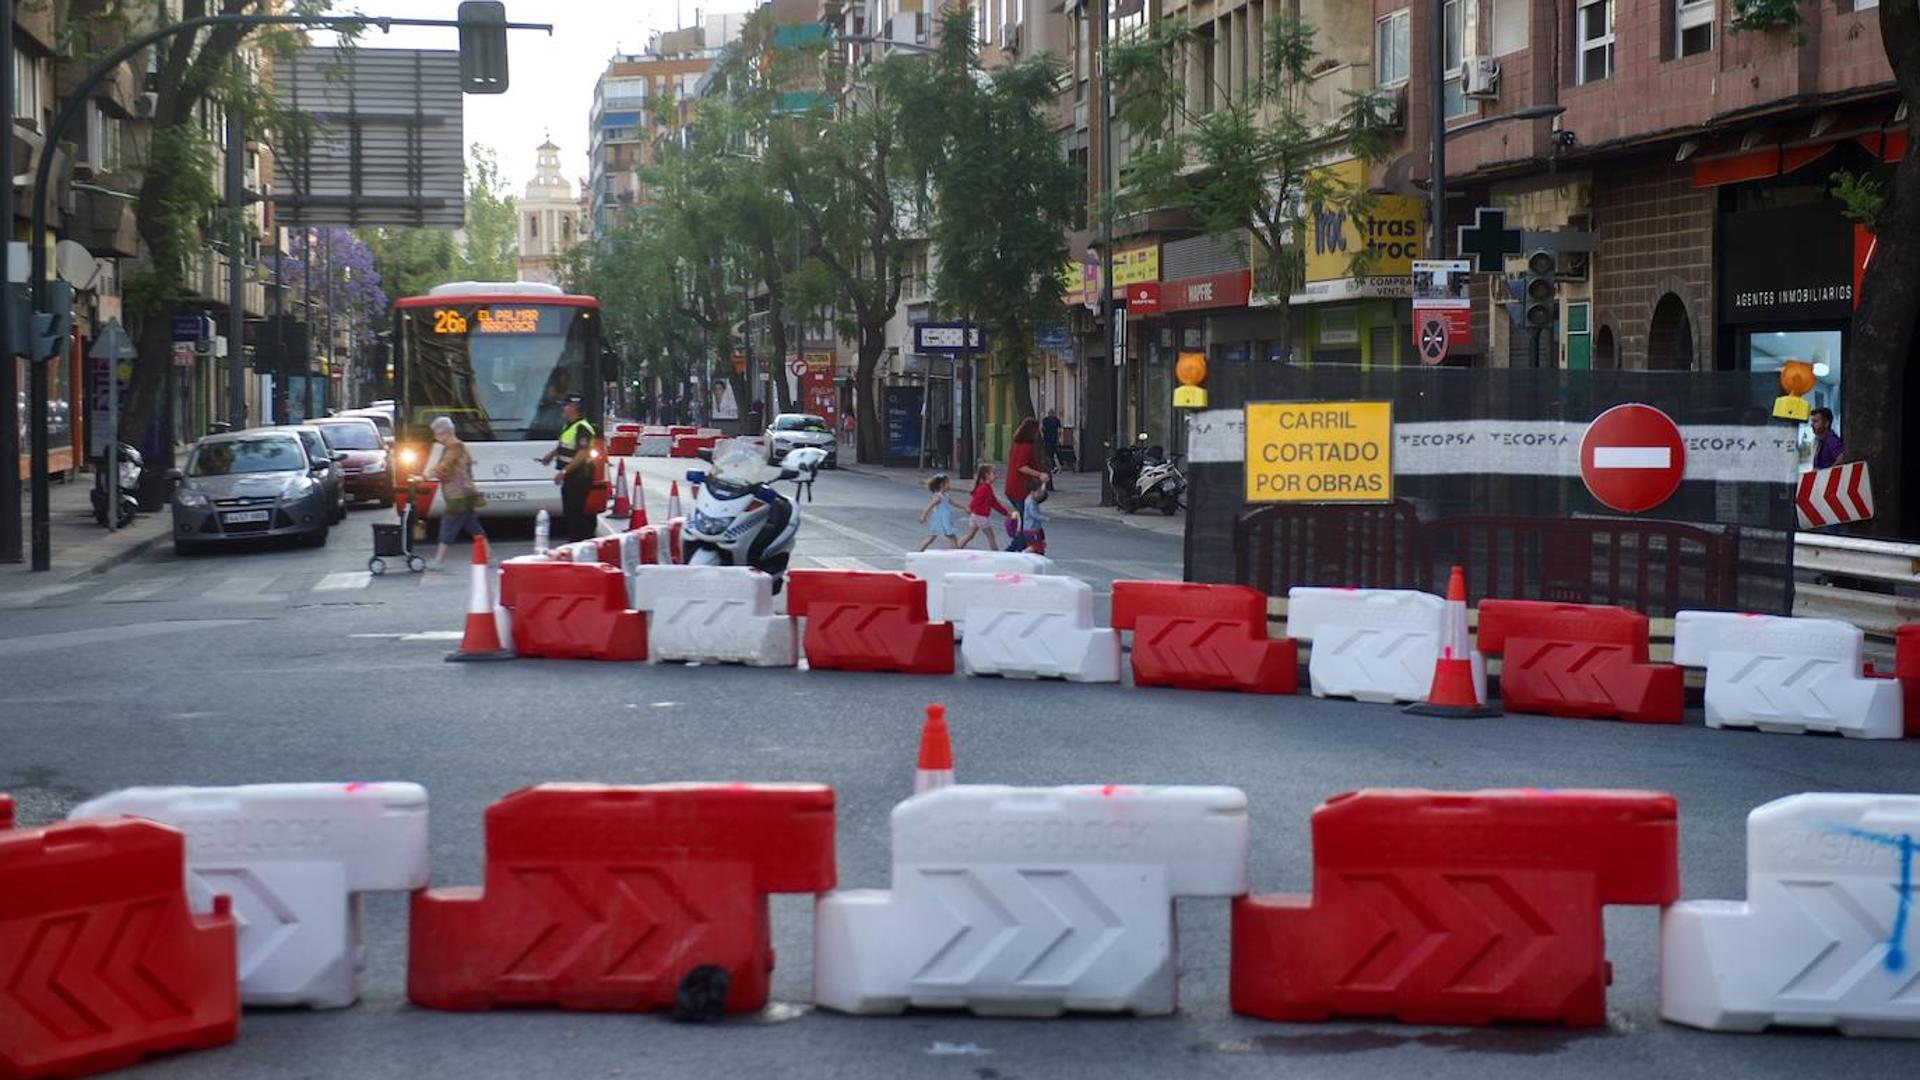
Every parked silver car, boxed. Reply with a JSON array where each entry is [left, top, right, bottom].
[[168, 431, 334, 555], [765, 413, 838, 468], [270, 424, 350, 523]]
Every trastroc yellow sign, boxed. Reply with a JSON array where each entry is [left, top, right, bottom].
[[1244, 401, 1394, 503], [1302, 159, 1423, 284]]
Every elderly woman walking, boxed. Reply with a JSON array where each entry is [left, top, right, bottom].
[[428, 416, 487, 569]]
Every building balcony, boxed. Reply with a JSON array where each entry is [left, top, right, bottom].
[[1301, 61, 1374, 134]]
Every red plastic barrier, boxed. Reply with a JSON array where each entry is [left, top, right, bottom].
[[1232, 788, 1678, 1027], [1108, 581, 1296, 694], [499, 561, 646, 661], [786, 570, 954, 674], [1477, 600, 1683, 724], [408, 783, 835, 1012], [1897, 624, 1920, 738], [0, 818, 237, 1079], [595, 535, 625, 566], [668, 426, 696, 438], [607, 433, 638, 457], [0, 794, 10, 831], [668, 520, 683, 563], [670, 435, 720, 459]]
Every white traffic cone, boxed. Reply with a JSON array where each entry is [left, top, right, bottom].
[[534, 509, 551, 554], [447, 536, 514, 662], [914, 704, 954, 795], [667, 481, 683, 521]]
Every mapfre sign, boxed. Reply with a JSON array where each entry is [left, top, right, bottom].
[[1161, 270, 1253, 313]]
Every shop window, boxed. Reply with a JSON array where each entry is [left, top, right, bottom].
[[1748, 329, 1843, 466], [1675, 0, 1712, 58], [1375, 10, 1410, 86], [1368, 324, 1399, 367], [1577, 0, 1614, 84]]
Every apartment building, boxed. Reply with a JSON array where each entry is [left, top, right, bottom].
[[588, 16, 748, 235], [1368, 0, 1897, 436]]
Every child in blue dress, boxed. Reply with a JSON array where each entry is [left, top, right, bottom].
[[917, 473, 961, 551]]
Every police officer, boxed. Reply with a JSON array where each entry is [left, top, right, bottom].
[[538, 394, 597, 542]]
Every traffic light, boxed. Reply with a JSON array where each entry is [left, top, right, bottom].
[[457, 1, 509, 94], [1773, 360, 1814, 422], [26, 282, 74, 361], [1522, 250, 1557, 329]]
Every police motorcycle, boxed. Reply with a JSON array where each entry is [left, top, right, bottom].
[[682, 441, 802, 591]]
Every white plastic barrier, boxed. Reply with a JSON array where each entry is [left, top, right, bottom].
[[904, 550, 1052, 625], [636, 434, 673, 457], [1672, 612, 1902, 738], [1285, 587, 1484, 704], [630, 564, 797, 666], [68, 782, 429, 1009], [1661, 793, 1920, 1036], [814, 783, 1248, 1016], [949, 573, 1120, 683]]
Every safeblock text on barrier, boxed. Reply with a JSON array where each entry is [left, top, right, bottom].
[[814, 784, 1248, 1016], [67, 782, 430, 1010], [408, 783, 834, 1013], [1661, 793, 1920, 1037], [1231, 788, 1678, 1026]]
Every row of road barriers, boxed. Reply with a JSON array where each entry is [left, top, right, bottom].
[[4, 780, 1915, 1078], [480, 534, 1920, 737]]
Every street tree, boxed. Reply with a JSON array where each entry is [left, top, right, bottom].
[[1105, 14, 1390, 377], [359, 226, 456, 310], [893, 7, 1079, 432], [453, 143, 519, 282], [1842, 2, 1920, 534], [66, 0, 333, 477]]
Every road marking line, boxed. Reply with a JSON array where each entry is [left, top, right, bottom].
[[802, 555, 885, 572], [1592, 446, 1670, 469], [99, 580, 173, 603], [201, 575, 278, 602], [399, 630, 465, 641], [314, 572, 372, 591]]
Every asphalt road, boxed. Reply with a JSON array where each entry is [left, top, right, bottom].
[[1, 460, 1915, 1079]]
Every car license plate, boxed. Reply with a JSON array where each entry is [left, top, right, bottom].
[[222, 510, 270, 523]]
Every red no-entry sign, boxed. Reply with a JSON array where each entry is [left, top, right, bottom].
[[1579, 404, 1686, 513]]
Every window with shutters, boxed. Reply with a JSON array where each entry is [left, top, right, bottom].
[[1676, 0, 1712, 57]]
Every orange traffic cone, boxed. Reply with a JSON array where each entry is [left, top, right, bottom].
[[447, 536, 514, 662], [1405, 566, 1497, 718], [612, 461, 632, 518], [667, 481, 683, 521], [628, 472, 649, 529], [915, 704, 954, 794]]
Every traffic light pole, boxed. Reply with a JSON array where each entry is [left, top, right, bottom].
[[19, 9, 551, 570], [0, 0, 16, 564], [226, 54, 248, 433]]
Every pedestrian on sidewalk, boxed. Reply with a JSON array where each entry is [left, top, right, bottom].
[[917, 473, 961, 551], [959, 464, 1010, 550], [1041, 408, 1062, 470], [427, 417, 486, 570], [1005, 417, 1051, 509], [1007, 485, 1048, 556], [1810, 407, 1845, 469]]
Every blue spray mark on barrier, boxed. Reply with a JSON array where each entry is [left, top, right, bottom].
[[1832, 826, 1915, 973]]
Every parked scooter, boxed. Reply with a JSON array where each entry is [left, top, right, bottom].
[[1105, 434, 1186, 516], [682, 443, 802, 591], [91, 443, 145, 528]]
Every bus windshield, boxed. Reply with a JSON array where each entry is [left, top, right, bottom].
[[400, 302, 597, 442]]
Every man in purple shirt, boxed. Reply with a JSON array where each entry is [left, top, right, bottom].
[[1810, 407, 1844, 469]]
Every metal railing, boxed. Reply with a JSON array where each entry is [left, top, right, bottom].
[[1793, 533, 1920, 638]]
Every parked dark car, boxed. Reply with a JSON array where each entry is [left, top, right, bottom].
[[313, 416, 393, 505], [168, 431, 333, 555], [269, 424, 349, 523]]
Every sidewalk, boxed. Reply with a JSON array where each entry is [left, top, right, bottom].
[[0, 475, 171, 593], [839, 459, 1186, 539]]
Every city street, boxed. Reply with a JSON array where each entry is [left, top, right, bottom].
[[2, 457, 1916, 1079]]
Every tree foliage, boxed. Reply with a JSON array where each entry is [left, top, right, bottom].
[[454, 143, 519, 282], [1106, 14, 1390, 354], [359, 227, 456, 313], [893, 7, 1079, 429]]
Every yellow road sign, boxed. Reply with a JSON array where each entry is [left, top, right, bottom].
[[1244, 401, 1394, 503]]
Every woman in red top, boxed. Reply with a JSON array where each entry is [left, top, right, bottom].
[[1004, 417, 1051, 507]]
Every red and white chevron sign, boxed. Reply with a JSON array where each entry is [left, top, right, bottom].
[[1796, 461, 1874, 529]]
